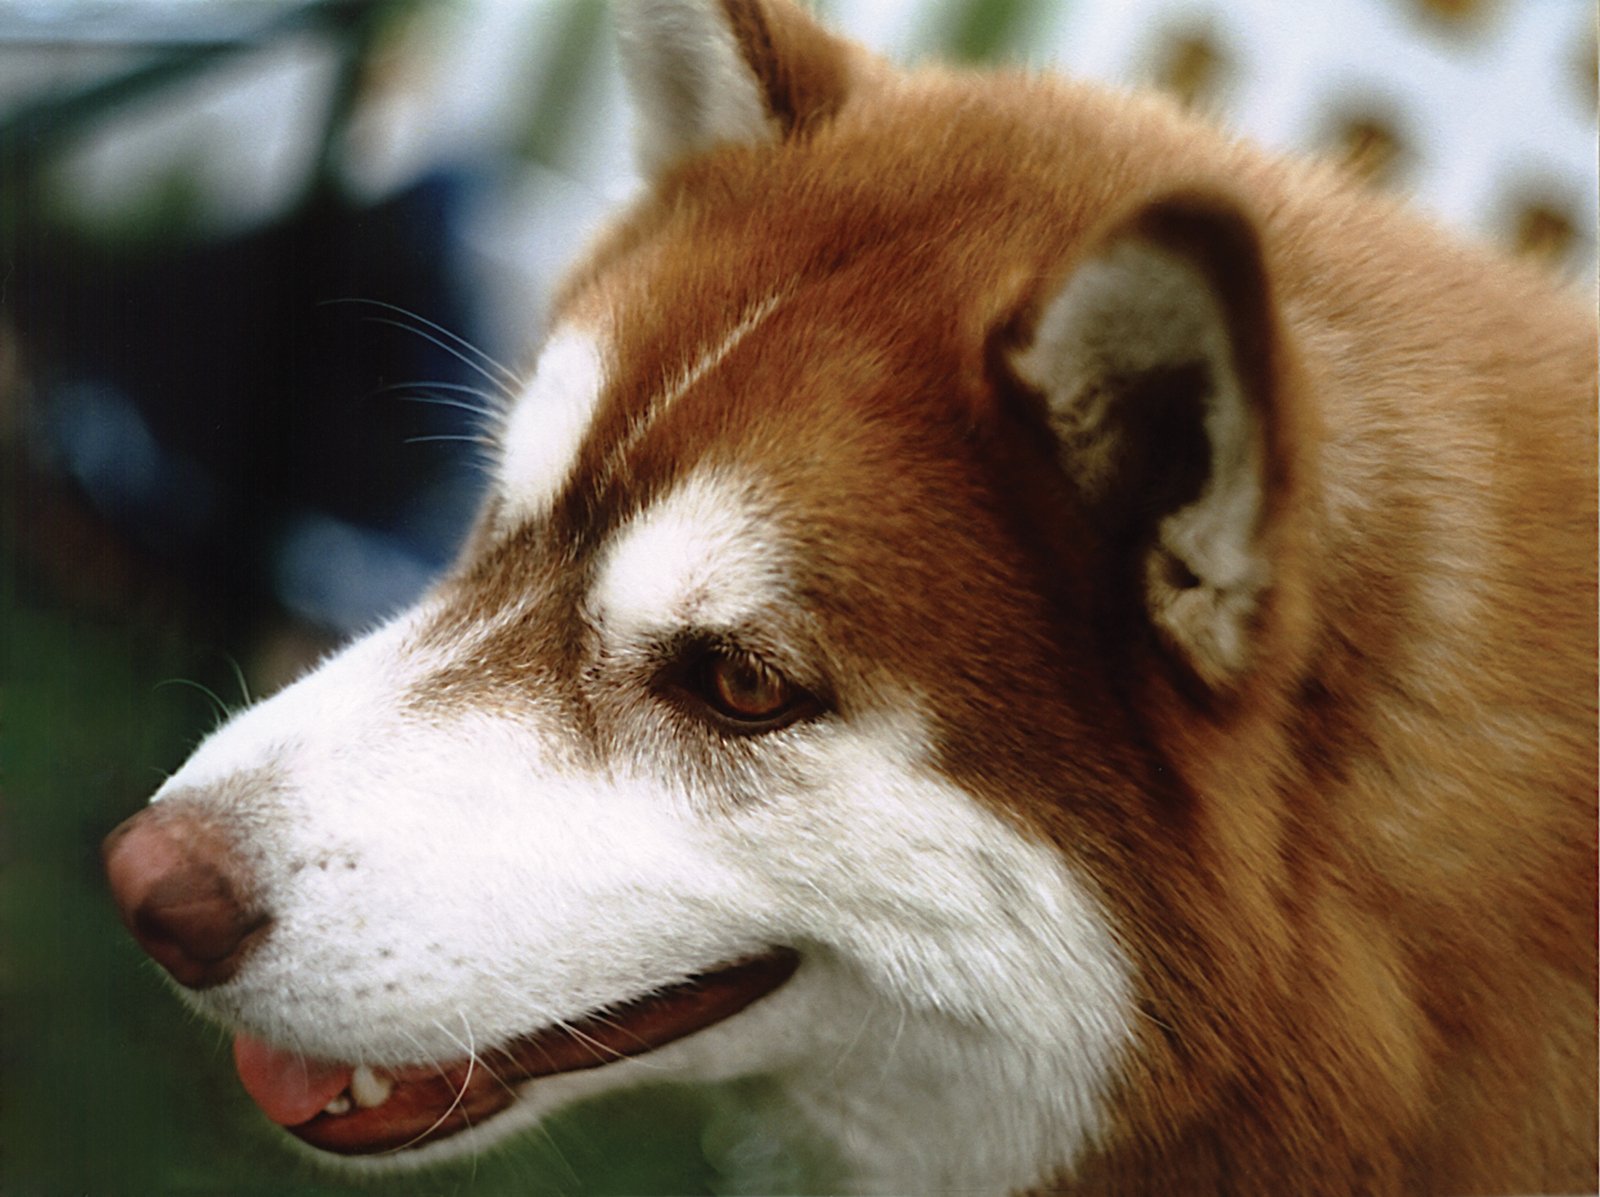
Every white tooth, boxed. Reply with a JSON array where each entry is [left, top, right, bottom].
[[323, 1093, 352, 1116], [350, 1065, 394, 1109]]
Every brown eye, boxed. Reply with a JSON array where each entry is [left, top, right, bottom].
[[697, 651, 809, 729]]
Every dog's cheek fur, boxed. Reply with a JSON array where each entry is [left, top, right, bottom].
[[682, 709, 1136, 1193]]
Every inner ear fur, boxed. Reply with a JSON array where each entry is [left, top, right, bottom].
[[1012, 192, 1302, 693], [616, 0, 853, 177]]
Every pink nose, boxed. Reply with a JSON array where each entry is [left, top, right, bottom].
[[103, 804, 272, 989]]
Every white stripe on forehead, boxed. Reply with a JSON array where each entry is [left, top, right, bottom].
[[592, 470, 786, 641], [597, 292, 786, 487], [498, 325, 608, 526]]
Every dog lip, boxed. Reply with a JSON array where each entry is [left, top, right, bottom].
[[284, 947, 801, 1156]]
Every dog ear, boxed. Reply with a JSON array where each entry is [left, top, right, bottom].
[[616, 0, 852, 176], [1013, 193, 1296, 692]]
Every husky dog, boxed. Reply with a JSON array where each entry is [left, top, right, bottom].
[[104, 1, 1597, 1192]]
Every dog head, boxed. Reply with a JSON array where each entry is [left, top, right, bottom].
[[105, 1, 1316, 1189]]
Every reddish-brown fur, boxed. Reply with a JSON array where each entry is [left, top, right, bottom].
[[458, 3, 1597, 1191]]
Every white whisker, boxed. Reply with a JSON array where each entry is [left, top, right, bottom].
[[368, 379, 508, 420], [322, 297, 520, 393], [558, 1010, 670, 1072], [382, 1013, 479, 1154], [222, 653, 252, 707], [369, 378, 503, 401], [404, 433, 496, 446], [391, 392, 501, 421], [154, 677, 232, 726], [875, 1001, 908, 1091], [365, 317, 518, 397], [829, 991, 878, 1081], [553, 1014, 634, 1067]]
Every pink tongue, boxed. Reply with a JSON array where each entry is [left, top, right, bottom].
[[232, 1033, 354, 1126]]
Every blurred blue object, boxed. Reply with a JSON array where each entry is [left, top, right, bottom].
[[45, 377, 220, 556], [21, 168, 494, 631], [272, 511, 437, 633], [8, 0, 498, 635]]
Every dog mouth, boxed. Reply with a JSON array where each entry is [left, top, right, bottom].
[[232, 948, 800, 1156]]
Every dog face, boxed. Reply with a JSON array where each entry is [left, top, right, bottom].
[[139, 428, 1137, 1176], [98, 0, 1311, 1185], [107, 0, 1598, 1192], [105, 0, 1223, 1176]]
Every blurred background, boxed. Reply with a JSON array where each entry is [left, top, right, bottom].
[[1, 0, 1593, 1192]]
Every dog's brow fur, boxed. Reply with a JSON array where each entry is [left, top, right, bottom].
[[591, 469, 786, 640], [498, 326, 610, 529]]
